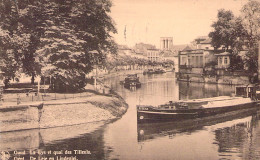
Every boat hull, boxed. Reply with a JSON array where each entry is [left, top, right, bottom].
[[137, 101, 259, 123], [137, 107, 260, 142], [124, 82, 141, 89]]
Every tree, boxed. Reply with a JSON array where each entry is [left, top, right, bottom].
[[209, 3, 260, 73], [0, 0, 117, 92], [0, 0, 45, 84], [240, 0, 260, 73], [229, 54, 244, 71], [209, 9, 236, 50], [37, 0, 117, 92], [0, 32, 21, 87]]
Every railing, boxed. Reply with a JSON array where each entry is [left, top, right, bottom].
[[179, 65, 192, 69], [2, 92, 93, 105]]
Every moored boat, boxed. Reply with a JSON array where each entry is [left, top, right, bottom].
[[123, 74, 141, 89], [137, 85, 260, 123], [143, 69, 154, 75], [154, 68, 166, 74], [137, 108, 259, 142]]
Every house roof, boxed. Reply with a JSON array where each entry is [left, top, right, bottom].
[[118, 45, 131, 50], [171, 44, 187, 51], [200, 38, 212, 44], [215, 51, 231, 56], [182, 45, 194, 51], [147, 48, 159, 51], [161, 50, 178, 57], [195, 36, 208, 40]]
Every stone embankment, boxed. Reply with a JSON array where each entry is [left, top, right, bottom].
[[0, 83, 128, 132], [178, 73, 250, 85]]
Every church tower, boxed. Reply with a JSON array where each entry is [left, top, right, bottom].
[[160, 37, 173, 51]]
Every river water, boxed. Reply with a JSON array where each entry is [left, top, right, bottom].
[[1, 72, 260, 160]]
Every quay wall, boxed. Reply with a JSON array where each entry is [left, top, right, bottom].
[[178, 73, 250, 85], [0, 94, 128, 133], [0, 105, 39, 132]]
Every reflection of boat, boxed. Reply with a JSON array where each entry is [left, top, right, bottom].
[[143, 68, 166, 75], [154, 68, 166, 74], [137, 107, 259, 142], [137, 85, 260, 123], [123, 74, 141, 89]]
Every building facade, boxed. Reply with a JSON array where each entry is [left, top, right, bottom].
[[147, 49, 160, 62], [191, 36, 214, 50], [179, 45, 205, 68], [215, 52, 231, 69], [161, 50, 179, 72]]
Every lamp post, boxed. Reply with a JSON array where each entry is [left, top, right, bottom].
[[90, 50, 99, 91], [0, 71, 4, 106]]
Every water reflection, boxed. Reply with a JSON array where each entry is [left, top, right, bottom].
[[179, 82, 234, 100], [137, 109, 259, 142], [0, 121, 109, 160], [2, 72, 260, 160], [214, 111, 260, 159], [103, 72, 260, 160]]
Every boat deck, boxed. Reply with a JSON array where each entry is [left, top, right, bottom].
[[201, 97, 254, 109], [179, 96, 243, 103]]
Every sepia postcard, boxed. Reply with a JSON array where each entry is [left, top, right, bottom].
[[0, 0, 260, 160]]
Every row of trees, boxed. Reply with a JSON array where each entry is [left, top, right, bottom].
[[105, 54, 174, 70], [209, 0, 260, 73], [0, 0, 117, 92]]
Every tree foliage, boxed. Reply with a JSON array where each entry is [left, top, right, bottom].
[[0, 0, 117, 92], [209, 9, 236, 50], [209, 1, 260, 73], [0, 1, 45, 84], [240, 0, 260, 73]]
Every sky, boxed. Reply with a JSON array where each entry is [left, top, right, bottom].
[[110, 0, 249, 48]]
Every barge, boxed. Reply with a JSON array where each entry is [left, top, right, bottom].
[[123, 74, 141, 89], [137, 85, 260, 123]]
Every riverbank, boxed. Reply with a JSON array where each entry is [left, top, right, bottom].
[[0, 83, 128, 132], [98, 69, 143, 79]]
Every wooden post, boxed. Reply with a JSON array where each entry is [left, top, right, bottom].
[[0, 83, 3, 106], [37, 76, 40, 96], [258, 41, 260, 81], [95, 65, 97, 90]]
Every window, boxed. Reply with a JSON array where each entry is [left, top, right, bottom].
[[191, 56, 194, 66], [219, 57, 222, 65], [200, 56, 203, 67], [182, 57, 187, 65], [196, 56, 199, 67], [224, 57, 228, 64]]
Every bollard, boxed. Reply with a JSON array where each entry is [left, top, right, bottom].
[[37, 103, 44, 123], [17, 94, 21, 105]]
